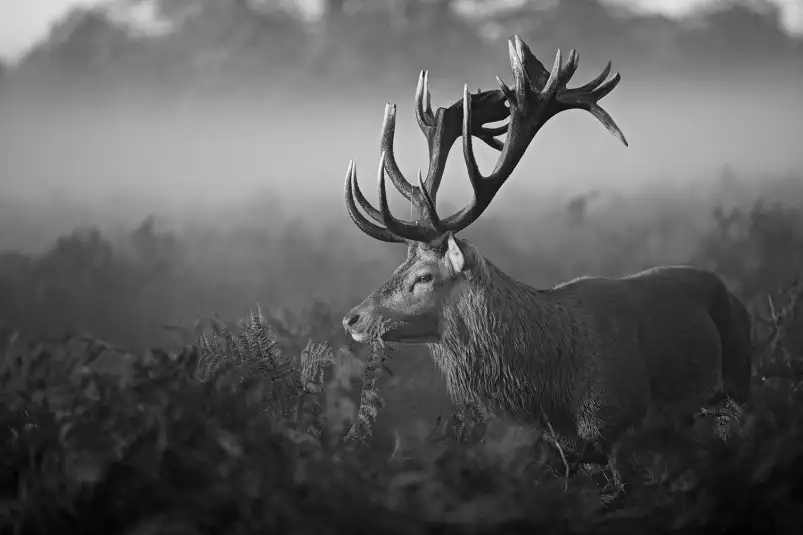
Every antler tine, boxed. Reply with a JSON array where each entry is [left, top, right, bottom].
[[423, 71, 433, 121], [557, 67, 628, 147], [378, 70, 453, 216], [440, 34, 628, 235], [417, 168, 441, 230], [555, 52, 628, 146], [438, 84, 507, 233], [419, 93, 511, 209], [382, 76, 453, 217], [574, 60, 611, 93], [560, 49, 580, 83], [351, 166, 385, 224], [344, 45, 520, 245], [381, 103, 419, 203], [540, 48, 563, 101], [415, 70, 435, 131], [344, 160, 406, 243], [387, 69, 512, 224], [377, 152, 441, 242], [413, 68, 512, 209]]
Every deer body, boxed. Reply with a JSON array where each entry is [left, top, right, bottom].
[[340, 35, 752, 491], [429, 244, 751, 462]]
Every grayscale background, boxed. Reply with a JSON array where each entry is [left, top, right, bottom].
[[1, 0, 802, 445]]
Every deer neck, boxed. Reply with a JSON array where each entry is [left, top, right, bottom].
[[428, 256, 581, 418]]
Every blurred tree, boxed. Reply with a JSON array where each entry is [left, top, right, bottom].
[[682, 1, 792, 68], [42, 9, 132, 69], [3, 0, 802, 106], [310, 0, 493, 94], [132, 0, 309, 96], [13, 7, 138, 97], [470, 0, 801, 73], [322, 0, 348, 17]]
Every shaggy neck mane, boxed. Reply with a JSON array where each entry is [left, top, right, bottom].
[[428, 252, 587, 421]]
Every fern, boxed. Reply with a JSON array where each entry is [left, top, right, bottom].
[[296, 340, 335, 437], [343, 318, 396, 445], [194, 305, 334, 441], [427, 402, 488, 445], [763, 279, 802, 367], [754, 279, 803, 384]]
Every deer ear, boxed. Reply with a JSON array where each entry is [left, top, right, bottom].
[[446, 234, 465, 274]]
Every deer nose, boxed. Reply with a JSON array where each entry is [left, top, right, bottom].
[[343, 312, 362, 330]]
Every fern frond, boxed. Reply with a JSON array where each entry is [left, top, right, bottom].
[[193, 304, 337, 445], [250, 305, 282, 368], [344, 321, 395, 444]]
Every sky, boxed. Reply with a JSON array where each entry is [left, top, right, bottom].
[[1, 0, 104, 62], [2, 0, 803, 62]]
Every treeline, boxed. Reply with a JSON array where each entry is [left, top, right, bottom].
[[1, 0, 801, 104]]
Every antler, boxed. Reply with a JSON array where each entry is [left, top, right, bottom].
[[345, 34, 627, 244], [345, 72, 509, 243]]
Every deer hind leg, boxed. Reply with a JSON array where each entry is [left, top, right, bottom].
[[714, 292, 752, 404], [589, 409, 647, 505], [541, 431, 606, 481], [562, 437, 627, 506], [572, 440, 608, 469], [570, 441, 610, 481], [599, 444, 627, 507]]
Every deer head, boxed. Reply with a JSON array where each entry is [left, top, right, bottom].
[[342, 34, 627, 344]]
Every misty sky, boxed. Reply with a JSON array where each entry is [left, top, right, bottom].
[[3, 0, 803, 61], [2, 0, 803, 251], [1, 0, 103, 61]]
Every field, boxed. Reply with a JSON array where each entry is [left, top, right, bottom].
[[2, 1, 803, 532], [1, 173, 802, 534]]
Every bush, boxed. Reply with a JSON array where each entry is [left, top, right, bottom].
[[1, 276, 802, 533], [1, 190, 803, 533]]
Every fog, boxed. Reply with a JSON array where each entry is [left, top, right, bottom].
[[2, 1, 803, 453], [1, 0, 802, 252]]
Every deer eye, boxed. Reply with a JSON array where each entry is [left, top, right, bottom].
[[415, 273, 434, 285]]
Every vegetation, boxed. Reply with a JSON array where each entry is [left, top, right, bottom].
[[1, 1, 801, 532], [1, 178, 802, 533], [2, 0, 801, 104]]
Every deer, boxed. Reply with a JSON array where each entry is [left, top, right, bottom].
[[341, 34, 752, 496]]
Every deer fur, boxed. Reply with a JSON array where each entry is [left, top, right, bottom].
[[341, 36, 754, 487], [346, 236, 752, 466]]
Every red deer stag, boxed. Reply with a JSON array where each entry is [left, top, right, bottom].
[[342, 35, 752, 492]]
